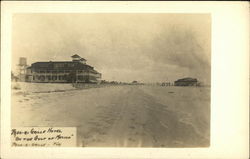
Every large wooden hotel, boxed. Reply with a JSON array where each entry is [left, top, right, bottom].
[[25, 54, 101, 83]]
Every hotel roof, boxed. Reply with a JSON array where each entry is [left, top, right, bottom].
[[71, 54, 86, 61], [28, 61, 101, 74], [71, 54, 81, 58]]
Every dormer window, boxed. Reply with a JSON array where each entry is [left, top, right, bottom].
[[80, 58, 86, 64], [71, 54, 81, 61], [71, 54, 87, 64]]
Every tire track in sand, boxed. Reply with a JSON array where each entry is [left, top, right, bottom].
[[79, 86, 209, 147]]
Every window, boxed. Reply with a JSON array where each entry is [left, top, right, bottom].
[[58, 70, 64, 73], [46, 76, 51, 80], [47, 70, 51, 73], [77, 75, 83, 80], [78, 70, 83, 73], [52, 70, 57, 74], [63, 75, 67, 80], [55, 63, 64, 68], [52, 76, 57, 80], [40, 75, 45, 81], [59, 75, 65, 80]]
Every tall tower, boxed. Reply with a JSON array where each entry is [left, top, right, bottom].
[[17, 57, 28, 82]]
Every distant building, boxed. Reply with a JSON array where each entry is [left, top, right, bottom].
[[161, 82, 171, 86], [132, 81, 138, 84], [25, 54, 101, 83], [131, 81, 144, 85], [174, 77, 198, 86]]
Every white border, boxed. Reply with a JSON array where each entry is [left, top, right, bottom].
[[1, 1, 249, 159]]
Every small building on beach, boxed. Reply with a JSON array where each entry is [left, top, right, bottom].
[[25, 54, 101, 83], [174, 77, 198, 86]]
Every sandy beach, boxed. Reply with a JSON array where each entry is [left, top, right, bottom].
[[12, 82, 210, 147]]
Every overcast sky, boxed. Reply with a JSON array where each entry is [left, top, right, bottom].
[[12, 14, 211, 83]]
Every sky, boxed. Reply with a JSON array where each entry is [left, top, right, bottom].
[[12, 13, 211, 84]]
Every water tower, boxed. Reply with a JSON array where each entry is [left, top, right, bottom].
[[17, 57, 28, 81]]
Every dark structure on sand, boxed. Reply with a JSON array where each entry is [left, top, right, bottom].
[[174, 77, 198, 86]]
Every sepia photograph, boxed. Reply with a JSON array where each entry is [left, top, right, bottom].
[[11, 13, 211, 147], [1, 1, 249, 159]]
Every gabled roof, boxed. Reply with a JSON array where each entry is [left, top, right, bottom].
[[175, 77, 198, 82], [80, 58, 86, 61], [71, 54, 81, 58]]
